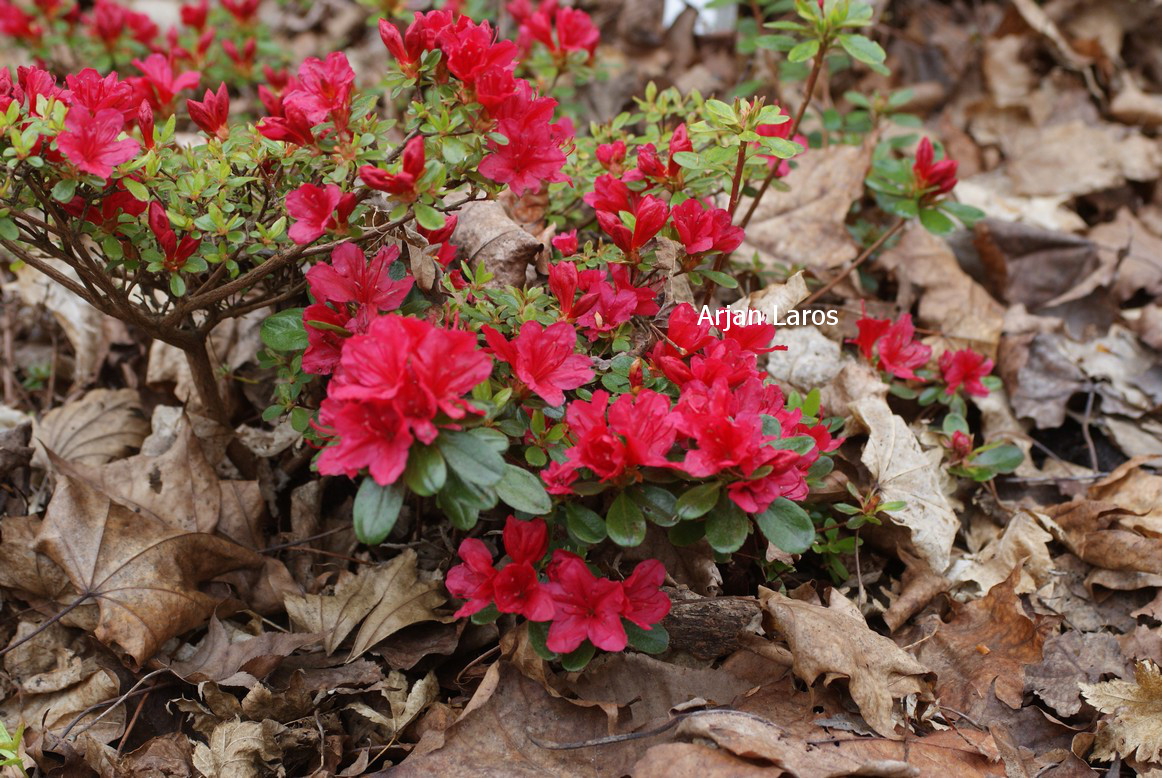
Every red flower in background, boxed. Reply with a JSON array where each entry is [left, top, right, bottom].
[[552, 229, 578, 256], [360, 136, 426, 200], [0, 2, 42, 42], [285, 183, 356, 245], [186, 82, 230, 140], [65, 69, 139, 121], [483, 320, 593, 406], [257, 105, 315, 146], [850, 309, 931, 381], [521, 4, 599, 59], [939, 348, 993, 397], [625, 124, 691, 189], [913, 137, 958, 197], [417, 213, 459, 267], [221, 0, 260, 23], [88, 0, 158, 49], [57, 107, 141, 181], [545, 551, 627, 653], [479, 84, 571, 197], [437, 18, 517, 89], [180, 0, 209, 30], [671, 198, 744, 256], [147, 201, 201, 272], [595, 140, 626, 175], [445, 538, 497, 617], [132, 54, 200, 114], [283, 51, 354, 127], [756, 106, 806, 177], [223, 38, 258, 76]]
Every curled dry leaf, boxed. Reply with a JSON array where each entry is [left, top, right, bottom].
[[948, 510, 1056, 596], [1082, 660, 1162, 765], [909, 567, 1051, 719], [282, 548, 445, 660], [33, 388, 149, 467], [451, 200, 541, 289], [850, 396, 959, 574], [35, 462, 264, 665], [1046, 498, 1162, 576], [737, 138, 875, 272], [166, 616, 320, 689], [758, 586, 933, 739]]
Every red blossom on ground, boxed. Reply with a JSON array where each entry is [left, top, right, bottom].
[[492, 516, 555, 620], [417, 213, 459, 267], [186, 82, 230, 140], [913, 137, 958, 197], [850, 310, 931, 380], [671, 198, 744, 256], [939, 348, 993, 397], [445, 538, 497, 618], [545, 551, 627, 653], [56, 107, 141, 181], [482, 320, 593, 406], [285, 183, 356, 245]]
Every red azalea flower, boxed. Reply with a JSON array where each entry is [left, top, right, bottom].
[[147, 201, 201, 272], [549, 389, 677, 485], [15, 66, 68, 116], [66, 69, 138, 121], [306, 242, 414, 318], [671, 198, 744, 256], [479, 84, 571, 197], [876, 314, 931, 381], [221, 0, 260, 23], [594, 193, 669, 258], [186, 82, 230, 140], [379, 17, 426, 78], [285, 183, 356, 245], [625, 123, 691, 188], [445, 538, 497, 618], [494, 516, 555, 620], [723, 317, 781, 355], [595, 140, 626, 175], [222, 38, 257, 75], [57, 107, 141, 181], [180, 0, 208, 30], [913, 137, 958, 197], [850, 307, 891, 361], [482, 320, 593, 406], [257, 105, 315, 146], [137, 102, 155, 149], [359, 136, 426, 200], [132, 54, 200, 114], [283, 51, 354, 126], [437, 17, 518, 89], [417, 213, 459, 267], [620, 559, 671, 629], [62, 180, 147, 232], [316, 396, 414, 485], [939, 348, 993, 397], [545, 551, 627, 653], [301, 302, 350, 375], [0, 2, 41, 42], [552, 229, 578, 256], [503, 514, 549, 565], [88, 0, 157, 49], [948, 429, 973, 461]]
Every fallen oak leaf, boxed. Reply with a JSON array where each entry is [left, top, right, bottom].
[[34, 462, 264, 666], [1082, 660, 1162, 765], [757, 586, 933, 739]]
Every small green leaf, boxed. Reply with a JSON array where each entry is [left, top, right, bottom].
[[495, 464, 553, 515], [919, 208, 955, 235], [700, 269, 739, 288], [470, 603, 500, 624], [51, 179, 77, 202], [564, 503, 607, 544], [403, 444, 446, 496], [261, 308, 308, 352], [670, 151, 703, 169], [770, 435, 817, 455], [527, 620, 557, 661], [633, 485, 678, 527], [560, 641, 595, 671], [942, 413, 970, 436], [970, 444, 1024, 474], [624, 621, 669, 654], [788, 38, 820, 63], [353, 478, 405, 545], [122, 177, 150, 201], [413, 202, 446, 230], [607, 492, 646, 547], [0, 218, 17, 241], [677, 482, 720, 520], [837, 33, 885, 65], [436, 430, 506, 487], [754, 497, 815, 554], [705, 499, 748, 553]]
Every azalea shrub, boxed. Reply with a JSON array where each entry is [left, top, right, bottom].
[[1, 0, 1011, 668]]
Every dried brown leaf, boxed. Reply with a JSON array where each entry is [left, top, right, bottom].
[[1082, 660, 1162, 764], [758, 587, 932, 739], [1027, 631, 1127, 717], [167, 617, 319, 688], [191, 718, 285, 778], [33, 389, 148, 467]]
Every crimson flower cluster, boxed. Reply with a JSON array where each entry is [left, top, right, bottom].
[[510, 0, 600, 61], [912, 137, 958, 199], [376, 10, 574, 198], [543, 303, 839, 514], [446, 516, 671, 653], [852, 309, 994, 397]]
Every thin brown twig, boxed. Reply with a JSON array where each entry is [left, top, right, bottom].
[[801, 218, 905, 307], [0, 593, 89, 659]]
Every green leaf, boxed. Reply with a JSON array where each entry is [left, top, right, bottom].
[[970, 444, 1024, 474], [704, 99, 737, 126], [941, 201, 985, 227], [677, 482, 720, 520], [633, 485, 678, 527], [470, 603, 500, 624], [527, 620, 557, 661], [668, 520, 705, 546], [670, 151, 703, 169], [560, 641, 595, 671], [942, 412, 970, 436], [705, 499, 748, 553], [122, 177, 150, 201], [436, 430, 506, 487], [624, 621, 669, 654], [754, 498, 815, 554], [413, 202, 445, 230], [837, 33, 885, 65], [436, 471, 494, 531], [403, 444, 446, 496], [919, 208, 955, 235], [353, 478, 405, 545], [0, 218, 17, 241], [700, 269, 739, 289], [495, 464, 553, 515], [564, 503, 607, 544], [770, 435, 817, 455], [788, 38, 820, 63], [261, 308, 308, 352], [51, 179, 77, 202], [607, 492, 646, 547]]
